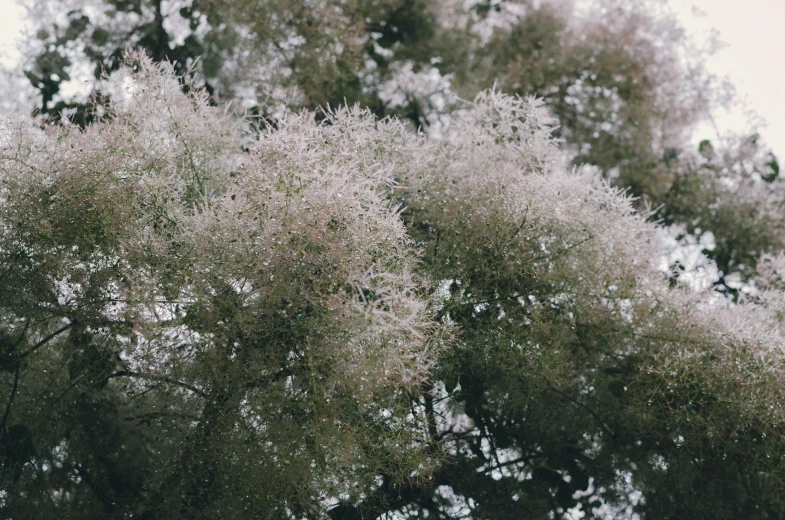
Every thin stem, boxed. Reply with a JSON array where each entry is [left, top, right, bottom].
[[1, 366, 20, 433], [18, 323, 73, 360], [107, 370, 208, 398], [509, 205, 529, 240], [544, 378, 615, 439]]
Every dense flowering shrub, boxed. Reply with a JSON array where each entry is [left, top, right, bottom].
[[1, 55, 785, 519]]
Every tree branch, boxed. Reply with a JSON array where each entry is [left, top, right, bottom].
[[18, 322, 73, 360], [107, 370, 208, 398], [1, 365, 20, 433], [544, 378, 615, 439]]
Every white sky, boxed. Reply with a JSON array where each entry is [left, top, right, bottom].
[[672, 0, 785, 160], [0, 0, 782, 159], [0, 0, 24, 68]]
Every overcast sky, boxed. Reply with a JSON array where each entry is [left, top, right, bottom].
[[0, 0, 782, 159], [671, 0, 785, 160], [0, 0, 23, 69]]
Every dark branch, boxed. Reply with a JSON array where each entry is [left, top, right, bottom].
[[18, 322, 74, 360], [1, 365, 20, 433], [107, 370, 208, 398], [544, 378, 615, 439]]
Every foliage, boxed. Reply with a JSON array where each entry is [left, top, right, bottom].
[[21, 1, 713, 139], [657, 134, 785, 296], [393, 89, 785, 519], [0, 55, 440, 518], [1, 52, 785, 519], [23, 0, 762, 278], [3, 0, 785, 518]]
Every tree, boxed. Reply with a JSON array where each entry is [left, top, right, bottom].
[[29, 0, 775, 288], [656, 133, 784, 298], [0, 55, 439, 518], [21, 0, 713, 139], [395, 93, 785, 519], [8, 0, 785, 517], [20, 0, 442, 125], [2, 52, 785, 520]]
